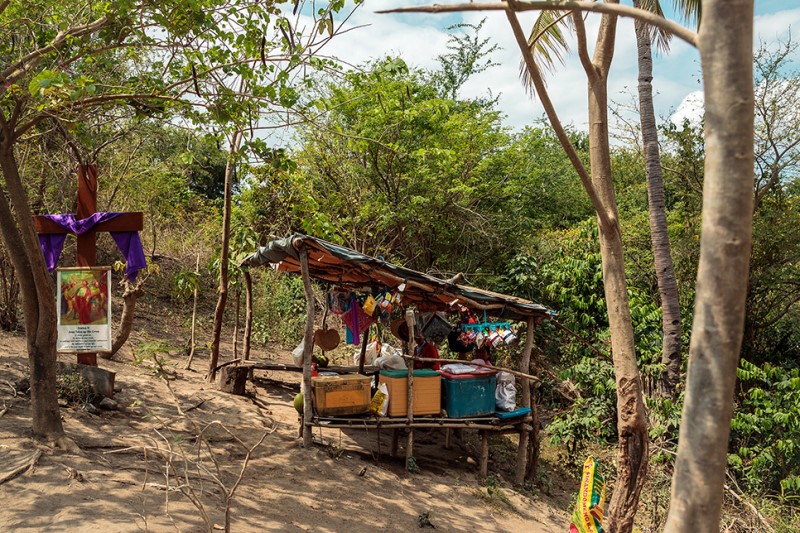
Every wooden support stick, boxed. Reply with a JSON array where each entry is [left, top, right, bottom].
[[405, 308, 416, 471], [300, 246, 316, 448], [401, 355, 540, 384], [309, 422, 505, 431], [527, 397, 539, 481], [515, 429, 529, 486], [479, 431, 489, 480], [391, 429, 399, 457], [444, 429, 452, 450], [515, 317, 535, 485], [358, 323, 369, 375]]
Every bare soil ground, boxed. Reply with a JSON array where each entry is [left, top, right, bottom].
[[0, 318, 573, 532]]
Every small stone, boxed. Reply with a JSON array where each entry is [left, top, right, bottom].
[[98, 397, 119, 410]]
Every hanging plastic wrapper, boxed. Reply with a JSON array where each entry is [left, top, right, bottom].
[[370, 383, 389, 416], [569, 457, 606, 533]]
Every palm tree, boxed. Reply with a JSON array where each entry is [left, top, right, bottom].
[[632, 0, 700, 398]]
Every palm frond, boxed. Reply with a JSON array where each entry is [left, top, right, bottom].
[[634, 0, 699, 55], [518, 10, 572, 96], [673, 0, 701, 29]]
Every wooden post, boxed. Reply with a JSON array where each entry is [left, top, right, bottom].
[[391, 429, 399, 457], [358, 323, 370, 374], [404, 308, 416, 471], [527, 397, 539, 481], [243, 269, 253, 381], [444, 429, 452, 450], [300, 246, 316, 448], [515, 317, 536, 485], [479, 431, 489, 480], [184, 254, 200, 370]]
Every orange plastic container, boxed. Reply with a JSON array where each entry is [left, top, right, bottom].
[[379, 369, 441, 417], [311, 374, 371, 416]]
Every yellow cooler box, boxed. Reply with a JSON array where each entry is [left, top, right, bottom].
[[379, 369, 441, 417], [311, 374, 371, 416]]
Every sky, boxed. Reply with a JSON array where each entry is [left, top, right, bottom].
[[306, 0, 800, 133]]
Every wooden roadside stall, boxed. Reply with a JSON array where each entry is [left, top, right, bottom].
[[240, 234, 553, 484]]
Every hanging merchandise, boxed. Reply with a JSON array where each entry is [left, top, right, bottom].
[[328, 291, 350, 315], [422, 312, 452, 344], [362, 294, 379, 316], [342, 296, 375, 345]]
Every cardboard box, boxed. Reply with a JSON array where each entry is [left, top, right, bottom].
[[379, 369, 441, 417], [311, 374, 371, 416]]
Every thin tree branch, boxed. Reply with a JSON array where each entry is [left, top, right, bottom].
[[572, 11, 599, 83], [505, 8, 616, 233], [377, 1, 698, 48], [0, 16, 110, 85]]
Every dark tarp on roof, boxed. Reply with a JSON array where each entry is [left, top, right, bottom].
[[241, 234, 552, 322]]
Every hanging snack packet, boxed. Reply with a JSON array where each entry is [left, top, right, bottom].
[[569, 457, 606, 533], [369, 383, 389, 416]]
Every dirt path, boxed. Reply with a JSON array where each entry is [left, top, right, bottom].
[[0, 330, 568, 532]]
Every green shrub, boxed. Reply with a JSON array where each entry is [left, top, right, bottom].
[[56, 371, 94, 406], [731, 359, 800, 499]]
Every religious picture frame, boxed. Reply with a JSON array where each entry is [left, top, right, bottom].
[[56, 266, 112, 354]]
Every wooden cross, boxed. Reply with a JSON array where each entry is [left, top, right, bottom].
[[33, 164, 143, 366], [32, 164, 143, 266]]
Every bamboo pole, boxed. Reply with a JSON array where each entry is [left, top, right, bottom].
[[405, 308, 416, 471], [300, 246, 316, 448], [401, 355, 540, 384]]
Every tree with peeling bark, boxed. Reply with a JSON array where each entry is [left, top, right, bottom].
[[382, 0, 754, 529], [0, 0, 358, 445]]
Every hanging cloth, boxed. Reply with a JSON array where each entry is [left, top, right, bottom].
[[37, 213, 147, 281]]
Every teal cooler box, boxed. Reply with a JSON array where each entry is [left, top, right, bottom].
[[440, 371, 497, 418]]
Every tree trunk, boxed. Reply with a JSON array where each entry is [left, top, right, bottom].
[[106, 281, 143, 358], [633, 0, 682, 399], [664, 0, 755, 530], [0, 139, 66, 443], [505, 8, 648, 529], [207, 130, 244, 383], [582, 12, 650, 533]]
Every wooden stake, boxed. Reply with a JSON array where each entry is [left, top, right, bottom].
[[300, 246, 316, 448], [515, 317, 535, 485], [479, 431, 489, 480], [358, 323, 369, 375], [184, 254, 200, 370], [391, 429, 399, 457], [405, 308, 416, 471]]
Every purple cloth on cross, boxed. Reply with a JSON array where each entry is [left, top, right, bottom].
[[37, 212, 146, 281]]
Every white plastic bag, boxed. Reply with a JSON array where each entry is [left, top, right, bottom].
[[495, 371, 517, 411], [374, 354, 406, 370], [292, 339, 305, 368], [353, 340, 381, 366]]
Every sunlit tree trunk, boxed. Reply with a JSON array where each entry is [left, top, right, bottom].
[[207, 129, 244, 383], [665, 0, 755, 529], [0, 138, 66, 444]]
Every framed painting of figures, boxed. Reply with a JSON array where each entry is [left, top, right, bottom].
[[56, 267, 112, 353]]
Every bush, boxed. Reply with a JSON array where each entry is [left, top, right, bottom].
[[730, 359, 800, 499], [56, 371, 94, 406]]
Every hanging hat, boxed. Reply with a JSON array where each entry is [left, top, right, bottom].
[[313, 328, 340, 351], [390, 317, 410, 342]]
